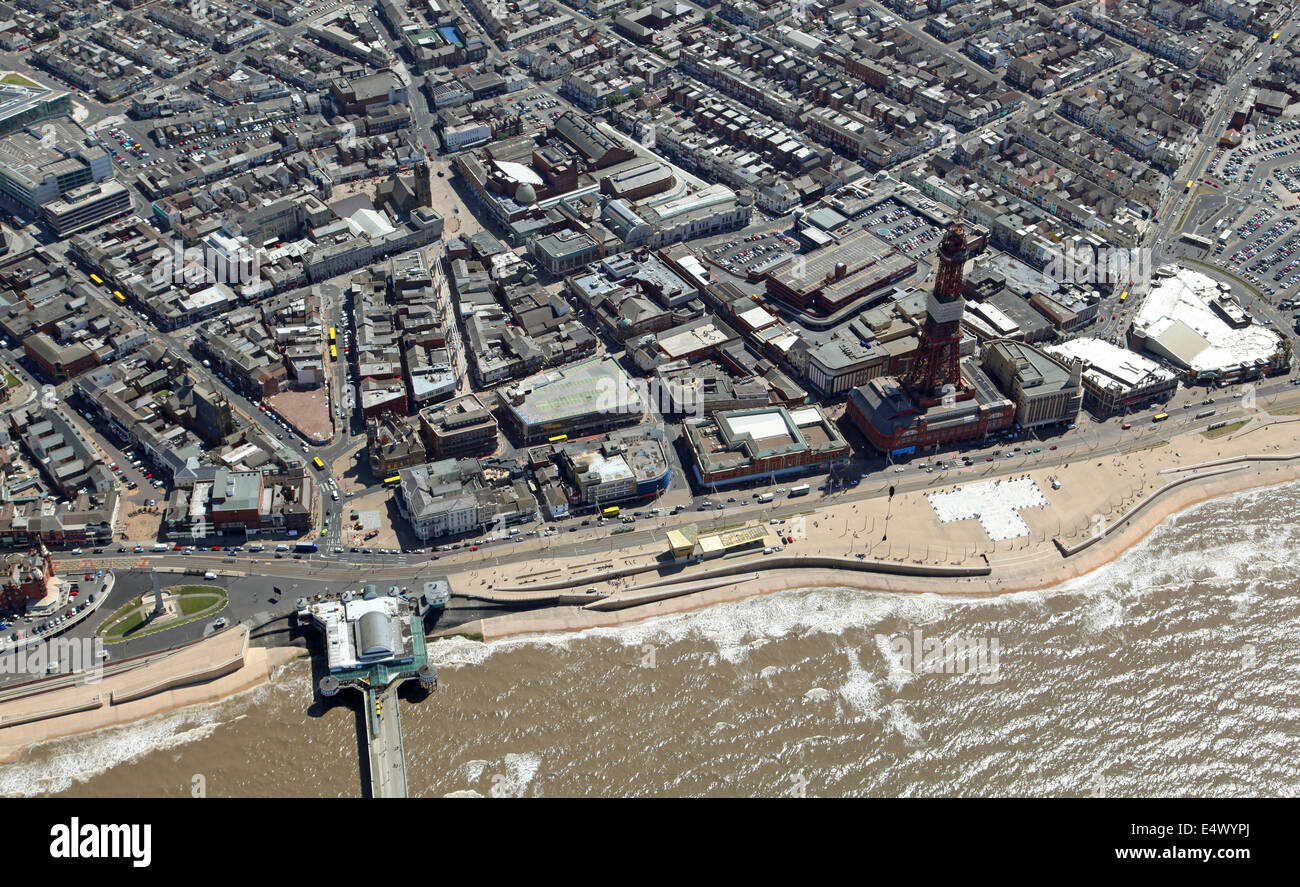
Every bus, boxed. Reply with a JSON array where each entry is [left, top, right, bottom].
[[113, 291, 125, 304], [328, 327, 336, 343], [789, 484, 811, 497], [294, 541, 319, 554], [1179, 232, 1215, 251], [383, 475, 402, 487], [1119, 290, 1129, 302], [1152, 412, 1169, 422], [1195, 409, 1217, 419], [329, 344, 337, 361], [312, 456, 325, 471], [602, 506, 620, 517], [1184, 180, 1193, 193], [89, 273, 103, 285], [548, 434, 568, 443]]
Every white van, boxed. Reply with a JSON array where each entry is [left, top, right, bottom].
[[153, 543, 169, 552], [203, 571, 217, 580]]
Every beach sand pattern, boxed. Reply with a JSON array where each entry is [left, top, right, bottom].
[[926, 477, 1048, 541]]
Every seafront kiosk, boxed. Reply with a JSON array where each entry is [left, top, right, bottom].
[[667, 524, 699, 561], [298, 583, 443, 798]]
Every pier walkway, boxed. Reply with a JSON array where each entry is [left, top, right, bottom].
[[364, 684, 408, 798]]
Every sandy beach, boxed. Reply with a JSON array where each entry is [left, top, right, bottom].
[[450, 409, 1300, 639], [3, 406, 1299, 765], [0, 626, 301, 765]]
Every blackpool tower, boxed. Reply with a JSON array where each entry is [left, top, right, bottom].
[[905, 223, 972, 405]]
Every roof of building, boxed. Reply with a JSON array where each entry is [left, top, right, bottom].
[[1133, 267, 1282, 374], [1045, 337, 1176, 393], [500, 356, 642, 427]]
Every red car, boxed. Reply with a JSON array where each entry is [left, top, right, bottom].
[[70, 590, 78, 596], [173, 545, 183, 551], [210, 546, 221, 551], [1122, 423, 1132, 429], [470, 545, 479, 551], [84, 573, 93, 580], [1049, 445, 1058, 450]]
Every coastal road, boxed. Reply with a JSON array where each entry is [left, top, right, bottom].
[[61, 371, 1300, 586]]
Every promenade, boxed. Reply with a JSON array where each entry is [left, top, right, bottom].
[[0, 625, 298, 764], [449, 410, 1300, 640]]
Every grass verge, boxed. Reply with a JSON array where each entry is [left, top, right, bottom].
[[97, 585, 228, 644], [1202, 420, 1248, 439]]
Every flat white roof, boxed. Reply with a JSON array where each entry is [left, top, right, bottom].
[[1046, 337, 1174, 392], [659, 323, 729, 359], [577, 451, 633, 484], [788, 406, 823, 427], [1134, 267, 1282, 373], [738, 305, 777, 330], [970, 301, 1019, 336], [727, 410, 791, 442]]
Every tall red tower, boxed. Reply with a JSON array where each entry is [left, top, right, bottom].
[[906, 223, 971, 405]]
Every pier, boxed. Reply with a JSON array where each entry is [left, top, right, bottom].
[[364, 684, 408, 798], [301, 581, 448, 797]]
